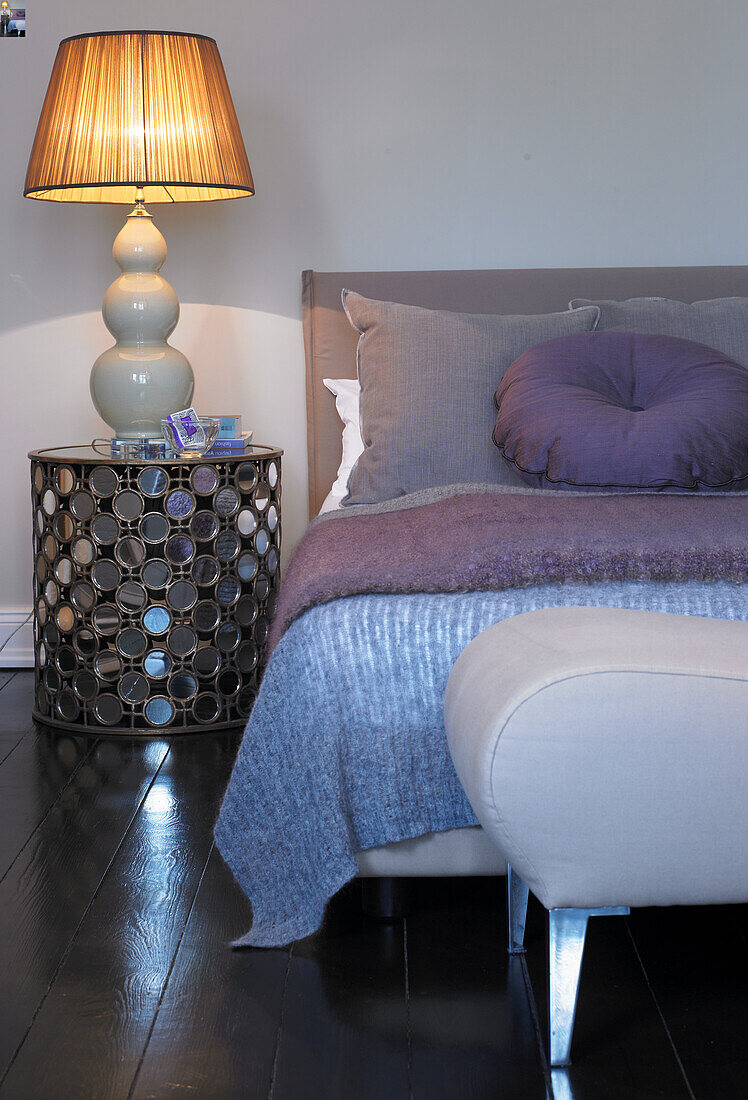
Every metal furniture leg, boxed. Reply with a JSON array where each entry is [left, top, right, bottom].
[[507, 864, 530, 953], [549, 904, 630, 1066]]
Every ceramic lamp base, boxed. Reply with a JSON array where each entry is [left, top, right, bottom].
[[90, 200, 194, 439]]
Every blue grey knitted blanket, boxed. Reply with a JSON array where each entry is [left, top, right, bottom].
[[215, 580, 746, 947]]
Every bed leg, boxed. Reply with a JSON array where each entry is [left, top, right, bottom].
[[361, 877, 411, 922]]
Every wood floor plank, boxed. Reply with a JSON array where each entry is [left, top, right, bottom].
[[271, 881, 410, 1100], [0, 672, 16, 692], [0, 737, 170, 1079], [0, 685, 93, 882], [523, 897, 693, 1100], [407, 877, 547, 1100], [0, 732, 28, 768], [131, 847, 289, 1100], [0, 671, 33, 729], [0, 673, 37, 763], [627, 905, 748, 1099], [0, 733, 240, 1100]]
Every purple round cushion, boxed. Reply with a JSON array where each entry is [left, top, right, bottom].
[[493, 331, 748, 492]]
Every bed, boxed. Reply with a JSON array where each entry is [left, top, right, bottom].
[[215, 266, 748, 947]]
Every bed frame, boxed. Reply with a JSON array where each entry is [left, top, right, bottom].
[[301, 264, 748, 885]]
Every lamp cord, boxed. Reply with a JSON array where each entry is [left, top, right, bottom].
[[0, 609, 33, 656]]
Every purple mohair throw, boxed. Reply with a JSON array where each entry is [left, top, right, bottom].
[[268, 490, 747, 653]]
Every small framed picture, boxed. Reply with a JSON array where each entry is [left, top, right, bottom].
[[0, 4, 25, 37]]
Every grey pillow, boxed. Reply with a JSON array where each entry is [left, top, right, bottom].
[[342, 291, 600, 505], [570, 296, 748, 368]]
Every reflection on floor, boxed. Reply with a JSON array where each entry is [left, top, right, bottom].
[[0, 671, 744, 1099]]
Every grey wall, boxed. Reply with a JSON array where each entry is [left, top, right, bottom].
[[1, 0, 747, 658]]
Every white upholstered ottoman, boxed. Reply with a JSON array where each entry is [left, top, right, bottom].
[[444, 606, 748, 1065]]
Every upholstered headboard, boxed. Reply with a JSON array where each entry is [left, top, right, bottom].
[[302, 266, 748, 517]]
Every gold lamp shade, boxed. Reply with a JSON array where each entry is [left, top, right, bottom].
[[24, 30, 254, 203]]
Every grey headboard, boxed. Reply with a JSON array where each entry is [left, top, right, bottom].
[[302, 266, 748, 517]]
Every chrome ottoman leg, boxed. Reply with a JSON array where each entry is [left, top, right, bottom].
[[549, 905, 630, 1066], [507, 864, 530, 953]]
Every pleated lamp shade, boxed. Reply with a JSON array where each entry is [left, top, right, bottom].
[[25, 30, 254, 203]]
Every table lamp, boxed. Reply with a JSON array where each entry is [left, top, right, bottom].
[[24, 30, 254, 451]]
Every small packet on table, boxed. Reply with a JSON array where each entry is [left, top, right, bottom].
[[165, 408, 205, 451]]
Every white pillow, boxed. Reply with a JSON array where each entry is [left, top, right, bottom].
[[319, 378, 364, 513]]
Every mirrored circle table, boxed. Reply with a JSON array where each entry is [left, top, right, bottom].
[[29, 444, 282, 734]]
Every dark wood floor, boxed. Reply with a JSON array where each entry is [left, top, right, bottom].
[[0, 670, 745, 1100]]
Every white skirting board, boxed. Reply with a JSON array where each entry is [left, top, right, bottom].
[[0, 608, 34, 668]]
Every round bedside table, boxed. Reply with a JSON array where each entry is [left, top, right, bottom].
[[29, 444, 282, 734]]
